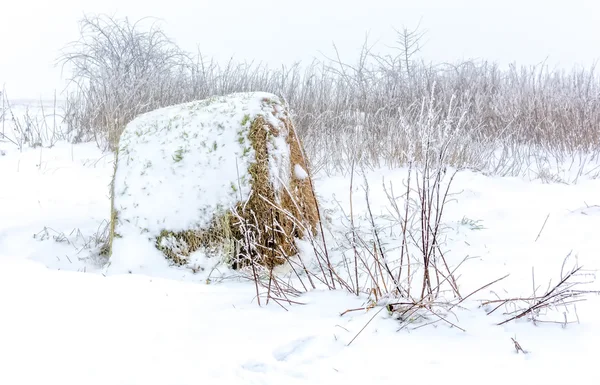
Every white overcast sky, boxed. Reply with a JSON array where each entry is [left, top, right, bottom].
[[1, 0, 599, 99]]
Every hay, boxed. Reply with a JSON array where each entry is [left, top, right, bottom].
[[154, 113, 319, 269], [108, 93, 319, 270], [230, 112, 319, 268]]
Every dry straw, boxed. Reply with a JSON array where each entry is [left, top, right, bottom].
[[108, 97, 319, 269]]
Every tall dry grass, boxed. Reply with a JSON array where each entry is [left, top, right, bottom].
[[51, 15, 600, 180]]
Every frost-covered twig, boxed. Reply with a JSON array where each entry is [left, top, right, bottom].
[[58, 15, 600, 178], [482, 255, 599, 326]]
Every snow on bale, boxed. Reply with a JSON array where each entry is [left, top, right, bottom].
[[107, 92, 319, 272]]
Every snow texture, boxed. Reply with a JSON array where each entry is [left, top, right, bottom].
[[294, 164, 309, 180], [110, 92, 291, 272], [1, 104, 600, 385]]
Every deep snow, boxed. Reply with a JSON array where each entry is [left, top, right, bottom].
[[1, 129, 600, 384]]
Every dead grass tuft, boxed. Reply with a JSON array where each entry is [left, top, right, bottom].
[[155, 211, 236, 266]]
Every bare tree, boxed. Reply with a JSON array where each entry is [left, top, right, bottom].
[[394, 22, 427, 77], [59, 15, 191, 149]]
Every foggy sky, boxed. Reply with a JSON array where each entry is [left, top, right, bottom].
[[1, 0, 598, 99]]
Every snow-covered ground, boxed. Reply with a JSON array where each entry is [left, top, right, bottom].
[[1, 115, 600, 384]]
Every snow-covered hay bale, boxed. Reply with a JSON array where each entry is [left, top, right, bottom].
[[108, 92, 319, 271]]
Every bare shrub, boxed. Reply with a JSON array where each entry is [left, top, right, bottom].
[[59, 15, 600, 180], [233, 101, 473, 329], [482, 253, 600, 327], [0, 88, 65, 151], [59, 15, 191, 150]]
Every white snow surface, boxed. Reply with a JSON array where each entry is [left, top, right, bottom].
[[1, 139, 600, 384], [294, 163, 309, 180], [110, 92, 291, 272]]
